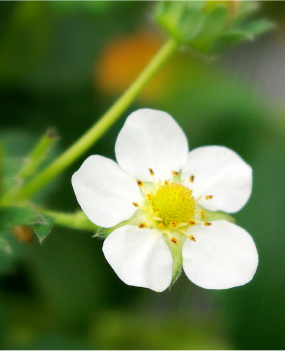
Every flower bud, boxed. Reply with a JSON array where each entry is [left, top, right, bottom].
[[155, 1, 274, 55]]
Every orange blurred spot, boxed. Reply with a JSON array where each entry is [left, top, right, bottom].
[[96, 32, 167, 100], [12, 226, 33, 244]]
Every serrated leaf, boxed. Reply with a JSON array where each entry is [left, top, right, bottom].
[[209, 30, 252, 54], [33, 213, 54, 243], [0, 237, 12, 254]]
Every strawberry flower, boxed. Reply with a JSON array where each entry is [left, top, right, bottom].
[[72, 109, 258, 292]]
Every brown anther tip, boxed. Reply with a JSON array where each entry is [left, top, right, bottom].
[[171, 222, 177, 227], [132, 202, 139, 207], [138, 223, 147, 228], [189, 235, 196, 242], [190, 175, 195, 183], [170, 237, 178, 245], [148, 168, 155, 175], [205, 195, 213, 200], [172, 171, 180, 176], [204, 222, 212, 226], [189, 221, 196, 226], [137, 180, 143, 187]]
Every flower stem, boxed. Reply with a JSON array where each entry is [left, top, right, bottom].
[[45, 210, 98, 232], [9, 37, 180, 202]]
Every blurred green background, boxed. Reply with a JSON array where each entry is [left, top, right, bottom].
[[1, 1, 285, 349]]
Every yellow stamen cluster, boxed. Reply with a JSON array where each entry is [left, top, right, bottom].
[[134, 169, 212, 244], [151, 182, 195, 227]]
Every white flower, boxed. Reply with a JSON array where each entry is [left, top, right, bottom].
[[72, 109, 258, 292]]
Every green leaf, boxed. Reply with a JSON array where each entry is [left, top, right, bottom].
[[242, 19, 275, 37], [0, 207, 54, 243], [155, 1, 204, 43], [191, 5, 229, 52], [230, 1, 259, 29], [33, 213, 54, 243], [0, 236, 12, 254], [209, 30, 252, 54], [0, 206, 42, 229]]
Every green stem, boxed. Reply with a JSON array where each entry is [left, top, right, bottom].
[[45, 210, 98, 232], [7, 37, 180, 203]]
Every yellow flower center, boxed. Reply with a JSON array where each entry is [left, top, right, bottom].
[[151, 183, 195, 226]]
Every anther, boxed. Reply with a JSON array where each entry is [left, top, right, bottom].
[[158, 222, 165, 228], [172, 171, 180, 176], [146, 194, 152, 201], [132, 202, 139, 207], [164, 180, 169, 186], [204, 222, 212, 226], [138, 223, 147, 228], [189, 235, 196, 242], [201, 210, 205, 219], [205, 195, 213, 200], [171, 222, 177, 227], [137, 180, 143, 187], [190, 175, 195, 183], [189, 221, 196, 226], [170, 237, 178, 245], [148, 168, 155, 175]]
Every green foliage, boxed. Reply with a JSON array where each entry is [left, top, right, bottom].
[[0, 237, 11, 254], [155, 1, 274, 54], [0, 207, 54, 244]]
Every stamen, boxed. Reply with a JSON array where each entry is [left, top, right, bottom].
[[138, 223, 147, 228], [170, 237, 178, 245], [158, 222, 165, 228], [171, 222, 177, 227], [189, 221, 196, 226], [189, 235, 196, 242], [172, 171, 180, 176], [137, 180, 143, 187], [146, 194, 152, 201], [205, 195, 213, 200], [164, 180, 169, 186], [190, 175, 195, 183], [200, 210, 205, 219], [204, 222, 212, 226], [132, 202, 139, 207], [148, 168, 155, 175]]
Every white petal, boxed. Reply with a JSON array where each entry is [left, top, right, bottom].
[[115, 109, 188, 182], [103, 225, 173, 292], [182, 220, 258, 289], [72, 155, 142, 228], [181, 146, 252, 213]]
